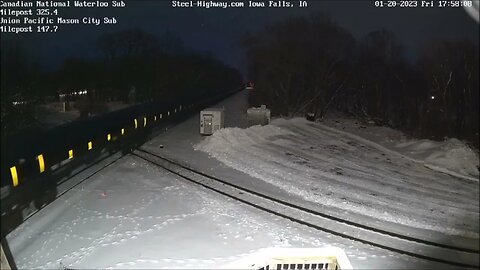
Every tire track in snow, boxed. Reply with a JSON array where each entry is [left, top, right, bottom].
[[133, 148, 479, 268], [310, 121, 479, 182], [194, 121, 478, 240], [285, 120, 478, 194]]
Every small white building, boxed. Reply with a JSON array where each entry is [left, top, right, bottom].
[[200, 108, 225, 135]]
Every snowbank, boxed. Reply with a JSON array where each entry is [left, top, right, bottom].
[[320, 115, 479, 180], [195, 122, 296, 154], [395, 138, 479, 179], [194, 117, 479, 238]]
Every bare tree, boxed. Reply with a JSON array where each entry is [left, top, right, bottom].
[[419, 39, 479, 140], [244, 14, 355, 118]]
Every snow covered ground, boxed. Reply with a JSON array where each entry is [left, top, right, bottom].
[[319, 113, 479, 180], [195, 117, 479, 239], [9, 152, 453, 269], [5, 90, 478, 269]]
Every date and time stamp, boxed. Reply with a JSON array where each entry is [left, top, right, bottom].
[[0, 0, 477, 34], [373, 0, 476, 8], [169, 0, 476, 9]]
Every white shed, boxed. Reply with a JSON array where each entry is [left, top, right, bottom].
[[200, 108, 225, 135]]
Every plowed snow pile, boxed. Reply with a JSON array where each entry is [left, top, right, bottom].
[[195, 118, 479, 239], [394, 138, 479, 179]]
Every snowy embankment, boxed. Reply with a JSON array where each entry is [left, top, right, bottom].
[[195, 117, 479, 239], [393, 139, 479, 180], [320, 115, 479, 180]]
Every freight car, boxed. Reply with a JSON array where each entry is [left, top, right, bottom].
[[0, 87, 242, 237]]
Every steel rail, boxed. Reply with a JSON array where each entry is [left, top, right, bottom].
[[133, 148, 479, 269]]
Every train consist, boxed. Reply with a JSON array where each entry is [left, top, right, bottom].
[[0, 87, 241, 237]]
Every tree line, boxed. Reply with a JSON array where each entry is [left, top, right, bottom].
[[0, 29, 243, 137], [245, 14, 478, 146]]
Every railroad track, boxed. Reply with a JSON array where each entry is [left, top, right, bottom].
[[133, 148, 480, 269]]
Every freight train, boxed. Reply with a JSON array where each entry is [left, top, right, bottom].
[[1, 87, 242, 237]]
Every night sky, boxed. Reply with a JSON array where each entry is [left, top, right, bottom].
[[2, 0, 479, 75]]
